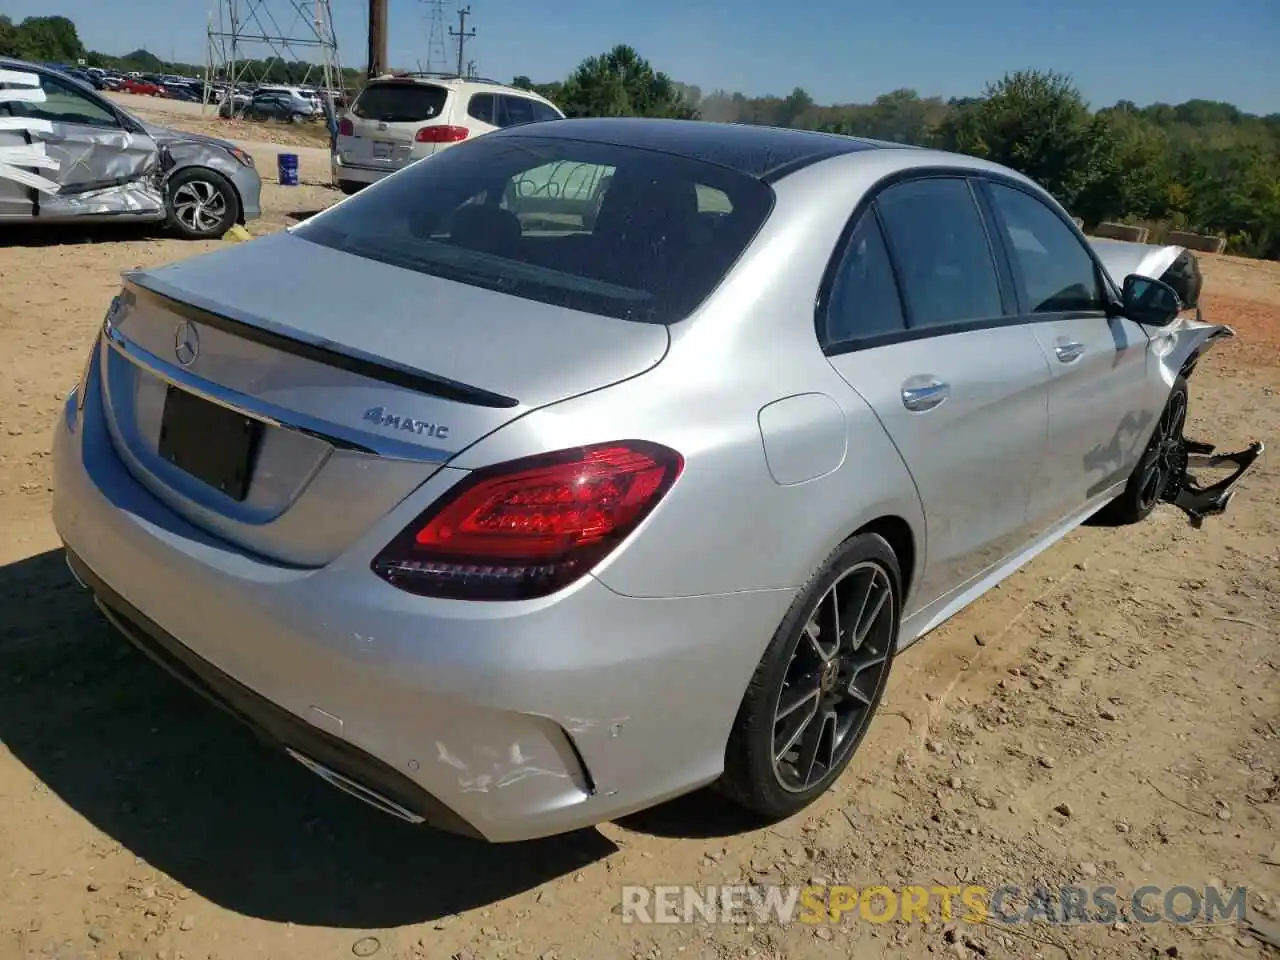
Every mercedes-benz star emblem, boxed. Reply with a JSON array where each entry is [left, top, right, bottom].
[[174, 320, 199, 367]]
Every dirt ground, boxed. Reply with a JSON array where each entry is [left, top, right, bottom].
[[1, 113, 1278, 960]]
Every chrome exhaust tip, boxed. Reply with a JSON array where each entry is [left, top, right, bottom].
[[285, 748, 426, 825], [65, 554, 89, 589]]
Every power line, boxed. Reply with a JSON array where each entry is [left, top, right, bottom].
[[448, 5, 476, 79]]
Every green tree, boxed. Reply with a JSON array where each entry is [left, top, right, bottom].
[[944, 70, 1117, 216], [557, 45, 695, 119], [10, 15, 85, 62]]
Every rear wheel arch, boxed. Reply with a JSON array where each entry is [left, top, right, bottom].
[[856, 515, 917, 602]]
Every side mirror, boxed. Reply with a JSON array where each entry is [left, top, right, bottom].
[[1121, 274, 1182, 327]]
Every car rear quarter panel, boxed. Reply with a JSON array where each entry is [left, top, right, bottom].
[[449, 151, 931, 605]]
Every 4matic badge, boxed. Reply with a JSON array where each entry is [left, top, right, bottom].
[[362, 406, 450, 440]]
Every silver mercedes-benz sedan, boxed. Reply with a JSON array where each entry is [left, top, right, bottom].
[[51, 118, 1262, 842]]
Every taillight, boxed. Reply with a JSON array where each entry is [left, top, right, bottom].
[[371, 441, 684, 601], [338, 117, 353, 136], [415, 124, 469, 143]]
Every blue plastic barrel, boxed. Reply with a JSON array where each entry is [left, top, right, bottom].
[[277, 152, 299, 186]]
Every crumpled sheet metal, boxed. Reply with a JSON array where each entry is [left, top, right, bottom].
[[40, 122, 164, 216], [39, 180, 164, 217], [0, 70, 60, 194]]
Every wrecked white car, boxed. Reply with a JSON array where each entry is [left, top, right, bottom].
[[0, 58, 261, 240], [1090, 237, 1263, 526]]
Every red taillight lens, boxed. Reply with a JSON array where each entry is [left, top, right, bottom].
[[371, 441, 684, 600], [415, 124, 469, 143], [338, 117, 353, 136]]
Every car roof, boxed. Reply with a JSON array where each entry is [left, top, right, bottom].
[[0, 56, 45, 73], [488, 117, 912, 181], [366, 74, 556, 103]]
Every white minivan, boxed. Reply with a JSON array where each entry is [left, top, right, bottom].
[[331, 74, 564, 194]]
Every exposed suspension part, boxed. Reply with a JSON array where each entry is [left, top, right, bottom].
[[1162, 437, 1265, 528]]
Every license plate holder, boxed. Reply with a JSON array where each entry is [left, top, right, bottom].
[[373, 140, 394, 160], [157, 386, 263, 502]]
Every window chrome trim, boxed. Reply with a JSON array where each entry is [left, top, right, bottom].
[[102, 322, 454, 464]]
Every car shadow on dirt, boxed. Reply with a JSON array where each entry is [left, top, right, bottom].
[[0, 222, 173, 248], [0, 548, 617, 928]]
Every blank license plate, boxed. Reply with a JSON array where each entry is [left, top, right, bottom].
[[157, 386, 263, 502], [373, 140, 394, 160]]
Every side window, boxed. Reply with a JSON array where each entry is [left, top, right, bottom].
[[695, 184, 732, 214], [875, 178, 1004, 330], [985, 182, 1107, 313], [532, 101, 561, 122], [466, 93, 495, 125], [823, 212, 907, 346], [497, 95, 536, 128], [5, 73, 118, 128]]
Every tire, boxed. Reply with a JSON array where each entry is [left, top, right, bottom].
[[1094, 376, 1189, 526], [289, 113, 305, 124], [338, 180, 364, 196], [165, 167, 241, 240], [719, 532, 902, 820]]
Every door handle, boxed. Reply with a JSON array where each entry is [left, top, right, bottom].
[[901, 377, 950, 412], [1054, 340, 1085, 363]]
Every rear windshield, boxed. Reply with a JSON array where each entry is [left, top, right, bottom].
[[352, 81, 449, 123], [292, 135, 773, 324]]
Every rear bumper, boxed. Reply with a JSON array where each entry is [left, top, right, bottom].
[[51, 372, 790, 841], [331, 155, 395, 186], [67, 548, 480, 836]]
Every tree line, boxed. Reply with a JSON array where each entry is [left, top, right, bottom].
[[0, 15, 365, 88], [517, 48, 1280, 261], [6, 15, 1276, 259]]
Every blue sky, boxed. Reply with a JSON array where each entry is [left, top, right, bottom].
[[13, 0, 1280, 113]]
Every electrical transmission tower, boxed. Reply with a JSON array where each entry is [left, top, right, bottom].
[[420, 0, 451, 74], [205, 0, 343, 117], [448, 5, 476, 79]]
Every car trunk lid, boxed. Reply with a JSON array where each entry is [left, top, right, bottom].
[[98, 230, 669, 567]]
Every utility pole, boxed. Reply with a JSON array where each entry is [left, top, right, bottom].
[[367, 0, 388, 78], [449, 5, 476, 79]]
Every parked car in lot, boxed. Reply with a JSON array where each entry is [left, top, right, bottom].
[[119, 76, 163, 96], [0, 58, 261, 239], [331, 73, 563, 195], [219, 89, 316, 123], [53, 118, 1261, 842]]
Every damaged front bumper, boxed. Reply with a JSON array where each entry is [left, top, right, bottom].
[[1156, 314, 1265, 527], [1165, 438, 1265, 528]]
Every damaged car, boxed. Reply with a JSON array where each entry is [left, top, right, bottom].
[[51, 119, 1262, 842], [0, 58, 261, 239]]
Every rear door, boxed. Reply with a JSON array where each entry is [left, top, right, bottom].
[[977, 179, 1156, 528], [822, 176, 1053, 611], [341, 80, 450, 172]]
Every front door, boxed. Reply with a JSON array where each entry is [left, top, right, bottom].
[[821, 177, 1053, 612], [24, 71, 158, 208], [978, 180, 1157, 528]]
